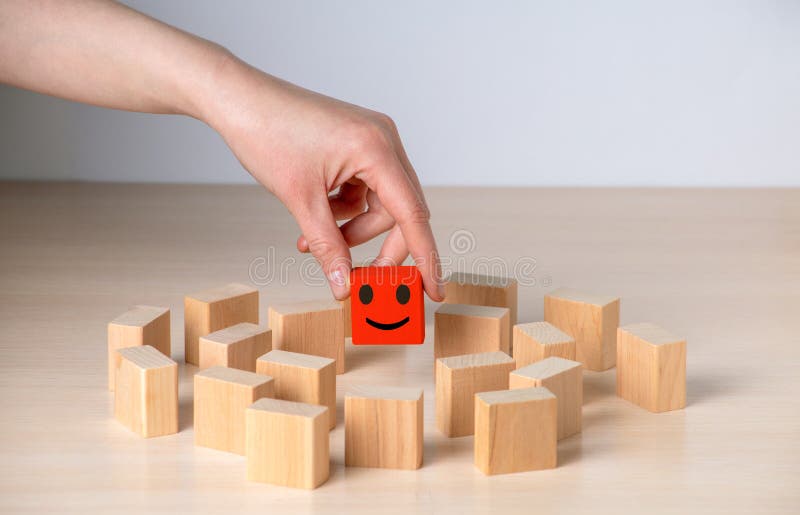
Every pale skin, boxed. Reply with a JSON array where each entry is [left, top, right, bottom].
[[0, 0, 444, 301]]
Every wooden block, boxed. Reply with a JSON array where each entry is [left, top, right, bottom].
[[114, 346, 178, 438], [184, 283, 259, 365], [345, 386, 423, 470], [268, 300, 345, 374], [194, 366, 274, 455], [256, 350, 336, 429], [434, 304, 510, 359], [246, 398, 329, 489], [510, 357, 583, 440], [198, 322, 270, 372], [512, 321, 576, 369], [474, 387, 557, 475], [107, 305, 170, 391], [543, 288, 620, 371], [444, 271, 518, 325], [340, 298, 351, 338], [435, 351, 516, 437], [616, 323, 686, 413]]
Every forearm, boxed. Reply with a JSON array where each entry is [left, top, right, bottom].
[[0, 0, 229, 119]]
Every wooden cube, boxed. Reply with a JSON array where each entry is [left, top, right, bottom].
[[435, 351, 516, 437], [434, 304, 510, 359], [246, 398, 329, 489], [444, 271, 518, 325], [114, 346, 178, 438], [544, 288, 620, 371], [474, 387, 557, 475], [345, 386, 423, 470], [341, 298, 352, 338], [184, 283, 259, 365], [510, 357, 583, 440], [194, 366, 274, 455], [256, 350, 336, 429], [617, 323, 686, 413], [513, 321, 576, 369], [198, 322, 270, 372], [268, 300, 345, 374], [107, 305, 170, 391]]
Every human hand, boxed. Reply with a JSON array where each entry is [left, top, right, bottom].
[[201, 56, 443, 301]]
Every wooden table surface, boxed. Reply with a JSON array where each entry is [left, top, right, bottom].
[[1, 182, 798, 514]]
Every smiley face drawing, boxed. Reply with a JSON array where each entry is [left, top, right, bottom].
[[349, 266, 425, 345]]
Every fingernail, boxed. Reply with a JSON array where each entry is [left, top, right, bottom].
[[330, 268, 347, 287], [437, 282, 446, 300]]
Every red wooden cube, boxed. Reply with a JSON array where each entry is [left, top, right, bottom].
[[349, 266, 425, 345]]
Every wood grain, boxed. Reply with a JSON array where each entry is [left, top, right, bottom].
[[114, 345, 178, 438], [107, 305, 170, 391], [198, 322, 270, 372], [510, 357, 583, 440], [474, 387, 557, 474], [268, 299, 345, 374], [256, 349, 337, 429], [512, 321, 576, 369], [245, 397, 329, 489], [194, 366, 274, 455], [616, 323, 686, 412], [184, 283, 259, 365], [435, 351, 515, 437], [434, 303, 510, 358]]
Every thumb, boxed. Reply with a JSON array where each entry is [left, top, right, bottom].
[[291, 192, 352, 300]]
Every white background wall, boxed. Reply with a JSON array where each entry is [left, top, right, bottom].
[[1, 0, 798, 186]]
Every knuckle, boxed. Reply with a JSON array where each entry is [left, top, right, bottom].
[[401, 203, 431, 225], [306, 237, 340, 264]]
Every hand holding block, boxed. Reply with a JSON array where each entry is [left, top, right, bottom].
[[544, 288, 620, 371], [194, 366, 274, 455], [474, 387, 557, 475], [345, 386, 423, 470], [114, 346, 178, 438], [107, 305, 170, 391], [510, 357, 583, 440], [199, 322, 270, 372], [513, 321, 576, 369], [435, 351, 516, 437], [434, 304, 510, 359], [616, 323, 686, 412], [184, 283, 258, 365], [268, 300, 345, 374], [246, 398, 329, 489], [349, 266, 425, 345], [444, 272, 518, 325], [256, 350, 337, 429]]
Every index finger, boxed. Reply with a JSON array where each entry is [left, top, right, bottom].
[[358, 156, 443, 301]]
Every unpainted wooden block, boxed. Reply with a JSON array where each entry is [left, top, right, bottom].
[[114, 345, 178, 438], [194, 366, 274, 455], [107, 305, 170, 391], [616, 323, 686, 413], [443, 271, 518, 325], [512, 321, 576, 369], [544, 288, 620, 371], [340, 298, 351, 338], [198, 322, 270, 372], [474, 387, 557, 475], [268, 300, 345, 374], [434, 303, 510, 359], [246, 398, 329, 489], [184, 283, 259, 365], [510, 357, 583, 440], [435, 351, 516, 437], [256, 350, 337, 429], [345, 385, 423, 470]]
